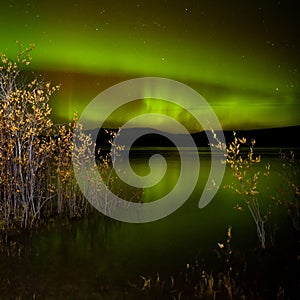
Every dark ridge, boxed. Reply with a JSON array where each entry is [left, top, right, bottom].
[[221, 125, 300, 148], [87, 125, 300, 148]]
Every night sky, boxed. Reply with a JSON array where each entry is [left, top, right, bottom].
[[1, 0, 299, 131]]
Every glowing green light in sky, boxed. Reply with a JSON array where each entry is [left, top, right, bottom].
[[0, 0, 299, 131]]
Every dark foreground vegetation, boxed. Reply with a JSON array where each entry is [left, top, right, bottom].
[[134, 226, 299, 300], [0, 44, 299, 299]]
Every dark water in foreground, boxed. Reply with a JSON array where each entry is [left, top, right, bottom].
[[0, 148, 298, 299]]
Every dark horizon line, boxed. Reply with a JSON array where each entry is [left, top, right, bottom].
[[91, 124, 300, 148]]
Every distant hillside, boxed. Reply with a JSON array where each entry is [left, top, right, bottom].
[[88, 125, 300, 148], [220, 125, 300, 148]]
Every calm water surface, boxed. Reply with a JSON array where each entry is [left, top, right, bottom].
[[0, 148, 294, 299]]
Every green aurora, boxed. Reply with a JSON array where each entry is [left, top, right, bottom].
[[1, 0, 299, 131]]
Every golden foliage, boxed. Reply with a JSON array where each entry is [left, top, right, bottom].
[[223, 132, 271, 249], [0, 44, 94, 228]]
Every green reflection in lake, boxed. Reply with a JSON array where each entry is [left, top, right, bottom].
[[0, 149, 293, 298]]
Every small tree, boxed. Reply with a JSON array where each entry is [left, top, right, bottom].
[[57, 113, 97, 218], [225, 132, 271, 249], [0, 42, 59, 227]]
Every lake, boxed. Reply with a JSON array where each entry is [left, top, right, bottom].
[[0, 148, 298, 299]]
